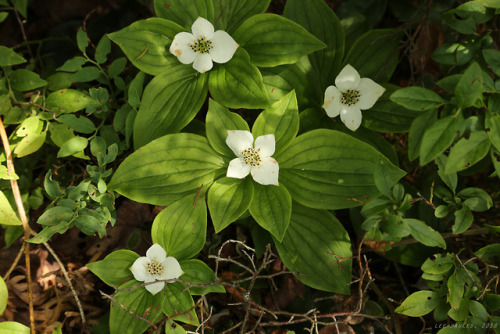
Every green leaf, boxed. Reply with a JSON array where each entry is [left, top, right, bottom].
[[453, 206, 473, 234], [448, 298, 470, 322], [343, 29, 402, 82], [57, 136, 88, 158], [46, 89, 96, 114], [373, 159, 396, 198], [419, 116, 457, 166], [408, 110, 437, 161], [443, 9, 476, 35], [133, 63, 208, 148], [16, 116, 42, 137], [213, 0, 270, 33], [436, 155, 457, 193], [475, 244, 500, 262], [233, 14, 326, 67], [390, 86, 445, 111], [108, 18, 184, 75], [0, 12, 7, 24], [458, 187, 492, 212], [0, 322, 30, 334], [455, 62, 483, 109], [486, 109, 500, 151], [448, 271, 465, 310], [421, 255, 453, 275], [27, 220, 73, 244], [76, 28, 88, 53], [483, 294, 500, 312], [274, 203, 352, 294], [405, 218, 446, 249], [179, 259, 225, 295], [0, 46, 26, 66], [284, 0, 344, 91], [86, 250, 139, 287], [71, 66, 101, 83], [0, 276, 7, 315], [110, 133, 224, 206], [249, 183, 292, 241], [57, 56, 87, 72], [154, 0, 214, 29], [162, 282, 199, 325], [110, 280, 164, 334], [276, 129, 405, 210], [127, 71, 146, 109], [483, 49, 500, 76], [0, 165, 18, 180], [445, 131, 490, 173], [95, 35, 111, 64], [208, 177, 254, 232], [208, 48, 270, 109], [205, 99, 249, 157], [395, 291, 443, 316], [261, 60, 318, 107], [0, 190, 21, 226], [9, 69, 47, 91], [364, 85, 423, 133], [58, 114, 96, 134], [165, 320, 186, 334], [151, 193, 206, 261], [36, 206, 74, 226], [107, 58, 127, 78], [252, 90, 299, 155], [14, 131, 46, 157], [432, 41, 480, 66]]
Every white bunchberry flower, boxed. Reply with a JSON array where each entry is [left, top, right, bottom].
[[322, 64, 385, 131], [226, 130, 279, 186], [130, 244, 183, 295], [169, 17, 239, 73]]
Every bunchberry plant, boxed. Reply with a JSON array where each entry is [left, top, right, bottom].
[[1, 0, 499, 333]]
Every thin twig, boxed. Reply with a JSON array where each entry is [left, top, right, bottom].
[[0, 116, 35, 333], [2, 242, 25, 280], [43, 239, 86, 329]]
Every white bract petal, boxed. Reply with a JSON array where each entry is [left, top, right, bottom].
[[169, 32, 197, 64], [145, 281, 165, 295], [357, 78, 386, 110], [225, 131, 279, 185], [193, 53, 213, 73], [227, 158, 252, 179], [160, 257, 183, 280], [209, 31, 239, 64], [323, 85, 341, 118], [191, 17, 214, 40], [131, 257, 151, 282], [170, 17, 237, 73], [323, 64, 384, 131], [251, 157, 279, 185], [146, 244, 166, 262], [340, 106, 362, 131], [335, 64, 360, 91], [254, 134, 275, 158], [226, 130, 254, 157], [130, 244, 182, 295]]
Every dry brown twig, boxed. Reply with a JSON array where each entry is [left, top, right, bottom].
[[0, 116, 36, 333]]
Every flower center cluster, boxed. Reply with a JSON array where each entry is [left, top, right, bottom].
[[146, 260, 164, 277], [190, 37, 213, 54], [341, 89, 361, 106], [242, 147, 261, 167]]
